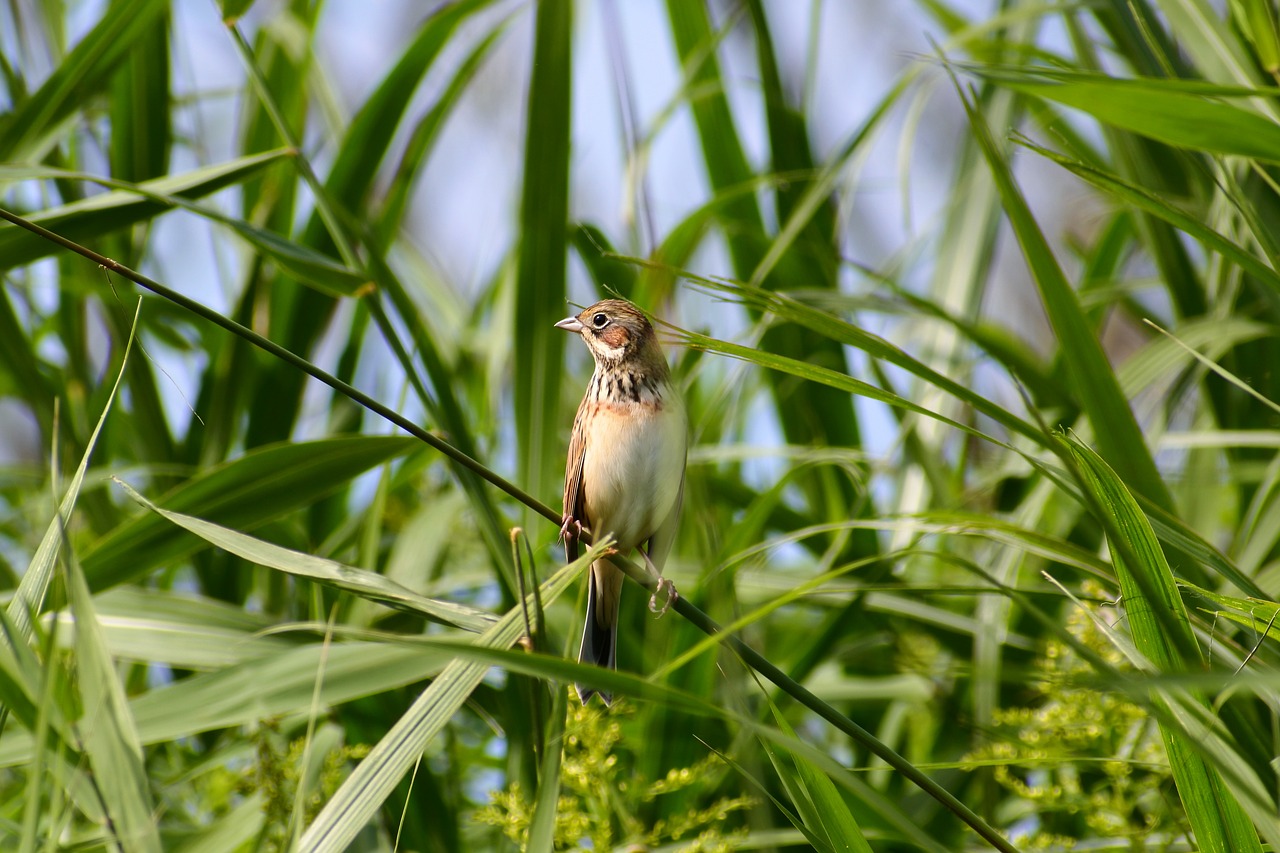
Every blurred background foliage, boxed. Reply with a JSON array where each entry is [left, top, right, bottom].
[[3, 0, 1280, 850]]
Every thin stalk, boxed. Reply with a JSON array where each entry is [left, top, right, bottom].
[[0, 206, 551, 520]]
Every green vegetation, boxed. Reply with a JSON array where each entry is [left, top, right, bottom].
[[2, 0, 1280, 850]]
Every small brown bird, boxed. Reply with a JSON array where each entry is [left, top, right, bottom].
[[556, 298, 687, 704]]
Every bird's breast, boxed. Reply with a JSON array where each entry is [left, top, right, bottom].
[[580, 397, 686, 551]]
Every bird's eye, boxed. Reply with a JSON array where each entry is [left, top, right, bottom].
[[592, 312, 609, 329]]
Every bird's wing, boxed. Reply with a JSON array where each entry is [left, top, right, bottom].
[[562, 399, 590, 562], [645, 467, 684, 575], [644, 391, 687, 574]]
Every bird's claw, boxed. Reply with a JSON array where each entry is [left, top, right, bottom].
[[560, 514, 585, 542], [649, 577, 678, 617]]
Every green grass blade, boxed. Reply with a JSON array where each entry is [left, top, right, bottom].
[[64, 549, 163, 853], [81, 436, 416, 592], [1017, 138, 1280, 296], [514, 0, 572, 520], [0, 151, 291, 269], [954, 70, 1175, 512], [49, 588, 287, 670], [1062, 433, 1262, 853], [376, 23, 506, 246], [302, 0, 497, 251], [664, 0, 870, 535], [0, 642, 455, 769], [674, 325, 1024, 449], [965, 65, 1280, 160], [296, 541, 607, 853], [108, 7, 170, 183], [8, 302, 138, 641], [1233, 0, 1280, 74], [763, 692, 873, 853], [0, 609, 54, 736], [525, 688, 566, 853], [0, 0, 167, 161], [115, 479, 496, 632], [712, 745, 828, 849], [680, 280, 1048, 447]]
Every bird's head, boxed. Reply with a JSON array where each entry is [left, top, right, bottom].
[[555, 299, 663, 368]]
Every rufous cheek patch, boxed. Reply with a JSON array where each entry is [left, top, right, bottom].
[[600, 325, 631, 349]]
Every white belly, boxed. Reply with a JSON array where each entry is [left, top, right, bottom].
[[582, 399, 686, 550]]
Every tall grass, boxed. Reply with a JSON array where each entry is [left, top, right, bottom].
[[2, 1, 1280, 850]]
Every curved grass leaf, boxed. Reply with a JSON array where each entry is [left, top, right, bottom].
[[760, 689, 873, 853], [514, 0, 572, 525], [525, 686, 566, 853], [963, 65, 1280, 160], [1062, 433, 1262, 853], [0, 641, 456, 769], [48, 587, 289, 670], [0, 151, 291, 270], [376, 22, 507, 246], [7, 303, 138, 641], [678, 278, 1048, 447], [296, 541, 608, 853], [663, 0, 869, 530], [108, 7, 170, 184], [674, 326, 1019, 451], [81, 436, 417, 592], [0, 0, 167, 161], [955, 69, 1175, 512], [1018, 138, 1280, 297], [65, 549, 162, 853], [116, 479, 496, 632]]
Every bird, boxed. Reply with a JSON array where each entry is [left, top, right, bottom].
[[556, 298, 687, 704]]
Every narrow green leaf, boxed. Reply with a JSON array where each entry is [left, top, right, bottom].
[[116, 479, 497, 632], [0, 608, 52, 735], [0, 0, 168, 161], [664, 0, 870, 527], [297, 541, 608, 853], [956, 71, 1175, 511], [1232, 0, 1280, 73], [305, 0, 497, 246], [514, 0, 572, 521], [108, 3, 170, 183], [674, 326, 1027, 450], [0, 641, 455, 769], [1018, 138, 1280, 298], [714, 744, 828, 849], [765, 695, 873, 853], [376, 23, 507, 246], [2, 160, 368, 297], [65, 550, 162, 853], [1062, 434, 1262, 853], [8, 301, 138, 641], [81, 435, 416, 592], [48, 588, 288, 669], [525, 688, 567, 853], [0, 150, 292, 270], [967, 66, 1280, 161]]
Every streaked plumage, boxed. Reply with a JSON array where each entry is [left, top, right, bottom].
[[556, 299, 687, 704]]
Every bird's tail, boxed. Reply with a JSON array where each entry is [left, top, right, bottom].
[[576, 558, 622, 705]]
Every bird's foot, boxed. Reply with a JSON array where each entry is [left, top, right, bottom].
[[560, 513, 585, 542], [649, 577, 678, 617]]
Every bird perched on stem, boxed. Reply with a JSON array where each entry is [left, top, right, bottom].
[[556, 298, 687, 704]]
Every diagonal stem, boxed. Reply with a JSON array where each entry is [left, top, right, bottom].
[[0, 205, 555, 524]]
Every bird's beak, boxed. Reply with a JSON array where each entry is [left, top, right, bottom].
[[555, 316, 584, 333]]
